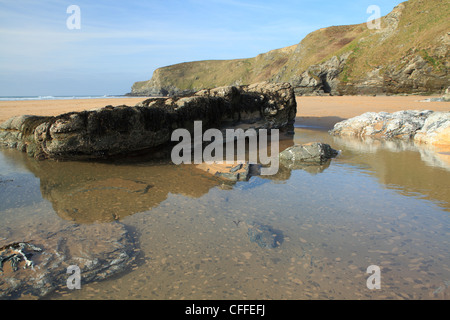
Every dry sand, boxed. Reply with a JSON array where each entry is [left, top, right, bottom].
[[296, 95, 450, 130], [0, 98, 149, 123], [0, 95, 448, 127]]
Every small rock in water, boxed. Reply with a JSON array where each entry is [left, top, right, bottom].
[[197, 162, 251, 182], [279, 142, 339, 165], [247, 221, 284, 249]]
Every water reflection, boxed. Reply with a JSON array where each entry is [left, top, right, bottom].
[[293, 127, 450, 211], [16, 159, 220, 223], [331, 136, 450, 212], [0, 134, 315, 223], [1, 125, 450, 300], [1, 126, 449, 225]]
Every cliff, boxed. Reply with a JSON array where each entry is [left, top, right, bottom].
[[129, 0, 449, 97]]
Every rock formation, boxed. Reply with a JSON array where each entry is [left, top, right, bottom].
[[0, 221, 136, 299], [330, 110, 450, 147], [0, 82, 296, 160], [279, 142, 339, 166], [414, 111, 450, 146]]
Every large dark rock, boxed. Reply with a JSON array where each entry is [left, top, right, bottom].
[[0, 82, 296, 160]]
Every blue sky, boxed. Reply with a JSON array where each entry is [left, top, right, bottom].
[[0, 0, 405, 96]]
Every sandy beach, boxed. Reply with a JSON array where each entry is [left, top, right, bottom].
[[0, 95, 448, 127], [295, 95, 450, 129], [0, 98, 149, 123]]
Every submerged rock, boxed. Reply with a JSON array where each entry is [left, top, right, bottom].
[[196, 162, 252, 182], [279, 142, 339, 165], [0, 221, 136, 299], [0, 242, 42, 273], [0, 82, 296, 160], [247, 221, 284, 249]]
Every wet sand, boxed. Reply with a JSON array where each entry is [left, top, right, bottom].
[[0, 95, 448, 126]]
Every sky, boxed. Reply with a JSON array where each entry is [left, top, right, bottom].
[[0, 0, 405, 96]]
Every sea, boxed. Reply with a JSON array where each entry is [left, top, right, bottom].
[[0, 95, 129, 101]]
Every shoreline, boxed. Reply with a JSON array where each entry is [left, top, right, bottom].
[[0, 95, 448, 127]]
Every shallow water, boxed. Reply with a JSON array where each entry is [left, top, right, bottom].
[[0, 127, 449, 300]]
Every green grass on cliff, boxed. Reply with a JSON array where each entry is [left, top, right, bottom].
[[336, 0, 449, 79], [134, 0, 449, 93], [139, 45, 297, 92]]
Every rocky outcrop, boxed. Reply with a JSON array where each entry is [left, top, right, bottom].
[[379, 54, 448, 95], [330, 110, 433, 139], [194, 82, 297, 130], [279, 54, 351, 96], [330, 110, 450, 147], [414, 111, 450, 146], [0, 82, 296, 160]]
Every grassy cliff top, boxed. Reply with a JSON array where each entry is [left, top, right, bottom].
[[132, 0, 449, 95]]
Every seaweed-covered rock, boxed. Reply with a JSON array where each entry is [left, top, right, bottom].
[[247, 221, 284, 249], [0, 82, 296, 160]]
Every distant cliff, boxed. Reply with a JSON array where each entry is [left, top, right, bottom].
[[129, 0, 449, 97]]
